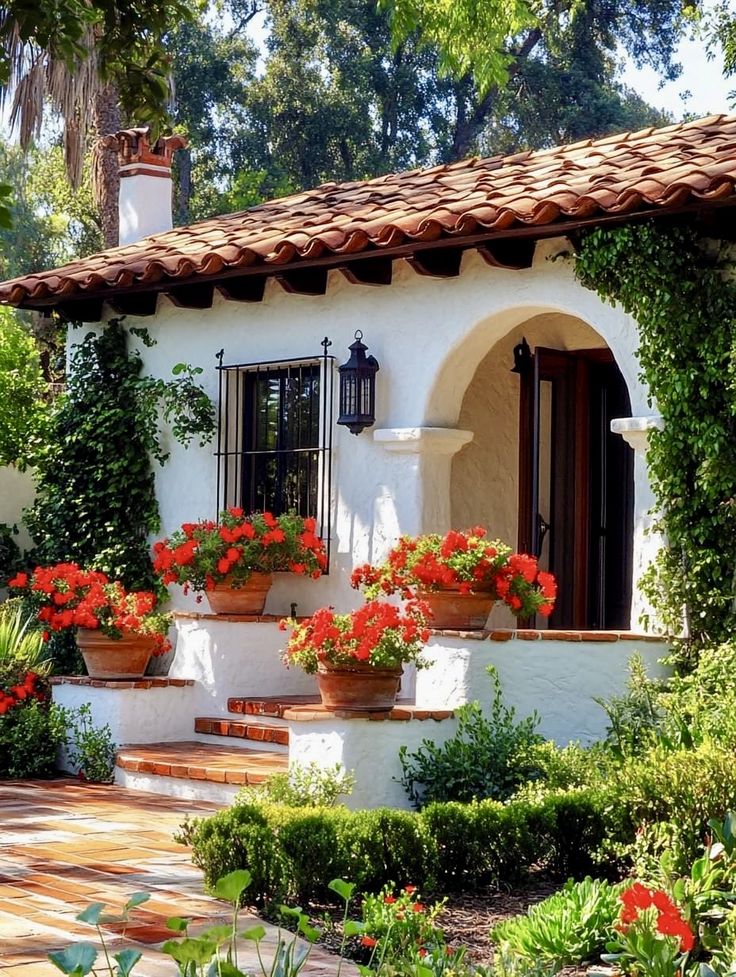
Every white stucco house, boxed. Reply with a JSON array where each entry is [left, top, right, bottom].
[[1, 116, 732, 805]]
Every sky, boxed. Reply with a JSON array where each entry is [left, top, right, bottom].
[[621, 11, 734, 118]]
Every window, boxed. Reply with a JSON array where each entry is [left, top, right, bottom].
[[215, 346, 334, 560]]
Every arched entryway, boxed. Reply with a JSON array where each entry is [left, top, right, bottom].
[[451, 313, 634, 630]]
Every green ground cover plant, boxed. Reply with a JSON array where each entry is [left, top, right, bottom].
[[491, 878, 624, 967], [398, 667, 544, 807], [236, 763, 356, 808]]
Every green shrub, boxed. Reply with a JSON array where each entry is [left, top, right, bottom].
[[398, 667, 544, 807], [594, 654, 665, 760], [516, 740, 609, 794], [236, 762, 355, 808], [0, 600, 50, 672], [65, 703, 116, 783], [603, 741, 736, 865], [185, 788, 608, 904], [659, 640, 736, 748], [0, 696, 67, 778], [491, 877, 623, 967], [178, 803, 288, 904]]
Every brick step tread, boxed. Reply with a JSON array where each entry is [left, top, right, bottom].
[[228, 696, 454, 723], [194, 717, 289, 746], [115, 741, 288, 785]]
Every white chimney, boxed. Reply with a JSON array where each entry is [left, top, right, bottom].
[[107, 129, 188, 246]]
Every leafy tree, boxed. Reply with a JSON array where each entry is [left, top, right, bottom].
[[0, 309, 48, 469], [0, 0, 194, 242], [392, 0, 688, 157], [0, 141, 101, 280], [173, 0, 680, 210], [167, 0, 261, 222]]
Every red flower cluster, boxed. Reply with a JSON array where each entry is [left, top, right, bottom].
[[281, 599, 430, 674], [153, 510, 328, 593], [351, 529, 557, 619], [8, 564, 170, 654], [618, 883, 695, 953], [0, 671, 45, 716]]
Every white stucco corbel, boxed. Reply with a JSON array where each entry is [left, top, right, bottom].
[[610, 415, 664, 454], [373, 427, 474, 455]]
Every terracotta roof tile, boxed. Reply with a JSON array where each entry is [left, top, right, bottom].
[[3, 113, 736, 308]]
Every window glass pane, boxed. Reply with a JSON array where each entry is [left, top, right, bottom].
[[242, 364, 320, 517]]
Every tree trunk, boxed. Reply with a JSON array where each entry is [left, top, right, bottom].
[[174, 148, 192, 226], [92, 84, 121, 248]]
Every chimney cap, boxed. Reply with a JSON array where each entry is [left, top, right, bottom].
[[102, 128, 188, 168]]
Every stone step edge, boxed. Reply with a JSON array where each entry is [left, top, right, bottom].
[[173, 611, 307, 623], [171, 613, 667, 643], [228, 697, 454, 723], [51, 677, 195, 689], [430, 628, 668, 643], [194, 717, 289, 746], [115, 743, 287, 785]]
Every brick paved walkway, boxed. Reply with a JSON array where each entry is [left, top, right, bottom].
[[0, 779, 350, 977]]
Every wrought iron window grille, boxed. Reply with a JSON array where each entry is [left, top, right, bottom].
[[215, 338, 335, 569]]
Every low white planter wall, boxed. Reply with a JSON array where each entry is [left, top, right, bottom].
[[415, 631, 670, 744], [52, 678, 198, 772], [169, 615, 318, 715], [288, 714, 459, 810]]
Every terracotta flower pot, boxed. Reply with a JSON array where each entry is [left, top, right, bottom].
[[76, 630, 157, 680], [418, 584, 494, 630], [316, 663, 403, 712], [205, 572, 273, 615]]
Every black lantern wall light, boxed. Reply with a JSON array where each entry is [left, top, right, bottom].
[[337, 330, 380, 435]]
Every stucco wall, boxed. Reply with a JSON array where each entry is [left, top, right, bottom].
[[68, 238, 659, 629], [0, 465, 35, 553]]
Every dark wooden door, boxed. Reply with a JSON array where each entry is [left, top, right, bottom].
[[517, 346, 633, 629]]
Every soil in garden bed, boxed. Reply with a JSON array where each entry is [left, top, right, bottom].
[[259, 874, 588, 972]]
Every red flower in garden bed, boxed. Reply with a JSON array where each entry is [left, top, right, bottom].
[[351, 528, 557, 619], [0, 671, 46, 716], [8, 564, 171, 653], [152, 509, 328, 593], [615, 882, 695, 954]]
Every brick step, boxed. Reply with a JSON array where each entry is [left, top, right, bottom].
[[115, 741, 288, 786], [228, 696, 454, 723], [193, 717, 289, 751]]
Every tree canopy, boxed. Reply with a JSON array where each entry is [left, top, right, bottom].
[[163, 0, 679, 222]]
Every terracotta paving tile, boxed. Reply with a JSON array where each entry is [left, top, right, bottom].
[[0, 779, 352, 976]]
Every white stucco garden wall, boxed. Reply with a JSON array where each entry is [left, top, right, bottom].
[[68, 237, 661, 630], [414, 635, 670, 744], [0, 464, 35, 551]]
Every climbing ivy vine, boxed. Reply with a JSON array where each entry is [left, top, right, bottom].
[[575, 221, 736, 662], [27, 319, 215, 593]]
